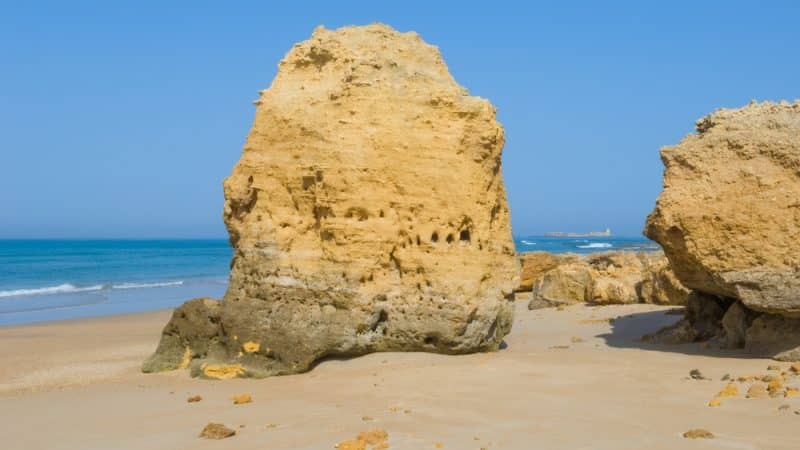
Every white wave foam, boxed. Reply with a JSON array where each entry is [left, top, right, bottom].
[[576, 243, 613, 249], [0, 284, 105, 298], [520, 240, 536, 245], [0, 280, 186, 299], [112, 281, 184, 290]]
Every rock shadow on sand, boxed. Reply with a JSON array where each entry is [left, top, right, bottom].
[[597, 308, 764, 360]]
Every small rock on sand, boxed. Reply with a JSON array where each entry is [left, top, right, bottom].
[[232, 394, 252, 405], [187, 395, 202, 403], [683, 429, 714, 439], [716, 383, 739, 398], [336, 429, 389, 450], [200, 423, 236, 439], [768, 364, 782, 371], [689, 369, 707, 380]]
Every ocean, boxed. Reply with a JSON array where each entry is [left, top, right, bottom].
[[0, 236, 657, 326], [513, 235, 659, 254], [0, 240, 231, 326]]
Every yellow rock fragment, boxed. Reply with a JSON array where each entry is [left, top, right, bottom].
[[716, 383, 739, 398], [242, 341, 260, 353], [767, 378, 784, 395], [357, 429, 388, 446], [708, 397, 723, 407], [232, 393, 252, 405], [785, 388, 800, 398], [201, 363, 245, 380], [791, 363, 800, 373], [336, 439, 366, 450], [683, 429, 714, 439]]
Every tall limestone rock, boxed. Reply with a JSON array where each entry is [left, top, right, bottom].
[[143, 24, 518, 377], [645, 101, 800, 360]]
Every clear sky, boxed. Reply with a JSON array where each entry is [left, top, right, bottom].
[[1, 1, 798, 238]]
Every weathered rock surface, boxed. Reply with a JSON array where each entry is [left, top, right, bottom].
[[644, 101, 800, 360], [516, 252, 575, 292], [525, 250, 688, 309], [144, 24, 518, 378]]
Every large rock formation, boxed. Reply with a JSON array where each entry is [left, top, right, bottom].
[[645, 100, 800, 360], [143, 24, 518, 377], [522, 250, 688, 309]]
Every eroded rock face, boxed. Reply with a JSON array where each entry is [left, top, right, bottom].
[[644, 101, 800, 359], [144, 24, 518, 377], [516, 252, 575, 292], [645, 101, 800, 316], [526, 250, 688, 309]]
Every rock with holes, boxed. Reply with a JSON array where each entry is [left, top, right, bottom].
[[644, 100, 800, 360], [143, 23, 518, 378]]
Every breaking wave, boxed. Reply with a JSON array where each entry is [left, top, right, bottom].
[[0, 280, 185, 298], [576, 242, 613, 249]]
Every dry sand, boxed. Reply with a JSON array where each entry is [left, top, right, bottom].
[[1, 302, 798, 449]]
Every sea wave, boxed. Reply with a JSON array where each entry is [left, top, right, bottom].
[[576, 243, 613, 249], [0, 283, 105, 298], [112, 281, 184, 290], [520, 240, 536, 246], [0, 280, 185, 298]]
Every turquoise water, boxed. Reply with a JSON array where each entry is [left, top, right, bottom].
[[0, 236, 657, 326], [0, 240, 231, 326], [513, 235, 659, 254]]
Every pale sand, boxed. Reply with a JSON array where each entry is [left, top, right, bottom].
[[1, 302, 798, 449]]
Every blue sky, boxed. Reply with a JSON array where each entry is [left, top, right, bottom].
[[1, 1, 798, 238]]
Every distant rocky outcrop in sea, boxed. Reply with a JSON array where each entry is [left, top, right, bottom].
[[142, 24, 519, 378], [515, 250, 689, 308], [644, 100, 800, 360]]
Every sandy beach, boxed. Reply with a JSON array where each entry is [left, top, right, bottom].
[[2, 301, 798, 450]]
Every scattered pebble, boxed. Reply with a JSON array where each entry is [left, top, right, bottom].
[[721, 373, 731, 381], [435, 443, 445, 449], [200, 423, 236, 440], [336, 429, 389, 450], [778, 404, 791, 412], [768, 364, 782, 371], [708, 398, 722, 407], [232, 393, 252, 405], [570, 336, 584, 343], [690, 369, 708, 380], [187, 395, 202, 403], [362, 415, 374, 422], [336, 439, 367, 450], [683, 429, 714, 439], [265, 423, 278, 429], [716, 383, 739, 398]]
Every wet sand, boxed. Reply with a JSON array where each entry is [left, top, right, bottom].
[[1, 302, 798, 449]]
